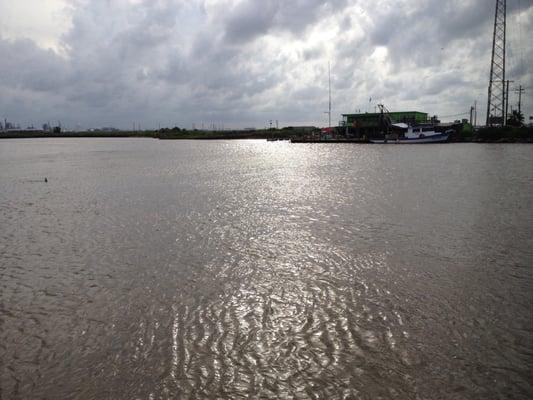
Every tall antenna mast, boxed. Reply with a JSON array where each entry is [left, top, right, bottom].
[[328, 62, 332, 129], [486, 0, 507, 126], [324, 62, 332, 129]]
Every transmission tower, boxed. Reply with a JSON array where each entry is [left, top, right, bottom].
[[486, 0, 507, 126]]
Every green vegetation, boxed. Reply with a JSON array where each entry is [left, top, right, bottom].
[[0, 127, 314, 140], [157, 128, 272, 140], [156, 127, 316, 140], [506, 110, 525, 127], [1, 124, 531, 143], [474, 126, 533, 142], [461, 122, 474, 138], [0, 130, 157, 139]]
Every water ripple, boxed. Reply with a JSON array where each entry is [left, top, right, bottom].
[[1, 140, 532, 399]]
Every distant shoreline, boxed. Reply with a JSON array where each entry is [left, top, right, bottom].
[[0, 129, 289, 140], [1, 126, 532, 143]]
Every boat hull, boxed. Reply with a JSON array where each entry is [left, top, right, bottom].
[[370, 133, 449, 144]]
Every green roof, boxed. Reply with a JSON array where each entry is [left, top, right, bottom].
[[342, 111, 429, 128], [342, 111, 427, 117]]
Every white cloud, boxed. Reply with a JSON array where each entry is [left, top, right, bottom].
[[0, 0, 531, 129], [0, 0, 71, 53]]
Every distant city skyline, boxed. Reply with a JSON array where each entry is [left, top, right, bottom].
[[1, 0, 532, 130]]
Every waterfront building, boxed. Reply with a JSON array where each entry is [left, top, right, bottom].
[[340, 111, 429, 138], [342, 111, 428, 128]]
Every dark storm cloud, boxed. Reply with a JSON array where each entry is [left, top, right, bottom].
[[222, 0, 349, 43], [223, 1, 279, 43], [0, 0, 532, 129], [0, 37, 69, 92]]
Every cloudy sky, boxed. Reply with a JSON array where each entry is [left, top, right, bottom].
[[1, 0, 531, 130]]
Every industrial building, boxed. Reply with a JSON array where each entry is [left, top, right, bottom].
[[342, 111, 428, 127], [340, 111, 433, 138]]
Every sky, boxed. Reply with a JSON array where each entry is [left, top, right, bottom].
[[0, 0, 532, 130]]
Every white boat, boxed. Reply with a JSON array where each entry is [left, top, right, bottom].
[[370, 124, 452, 144]]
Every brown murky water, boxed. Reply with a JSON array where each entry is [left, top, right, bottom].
[[1, 139, 532, 399]]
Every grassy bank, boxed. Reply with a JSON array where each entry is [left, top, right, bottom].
[[2, 126, 532, 143], [472, 126, 533, 142], [0, 131, 157, 139], [0, 127, 305, 140], [155, 127, 312, 140]]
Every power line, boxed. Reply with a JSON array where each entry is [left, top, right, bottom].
[[439, 112, 470, 119]]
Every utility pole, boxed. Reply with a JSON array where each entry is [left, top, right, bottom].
[[486, 0, 506, 126], [515, 85, 525, 116], [505, 80, 513, 125]]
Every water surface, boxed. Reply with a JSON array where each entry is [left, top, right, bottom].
[[1, 139, 532, 399]]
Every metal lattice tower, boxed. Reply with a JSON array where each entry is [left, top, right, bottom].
[[486, 0, 507, 126]]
